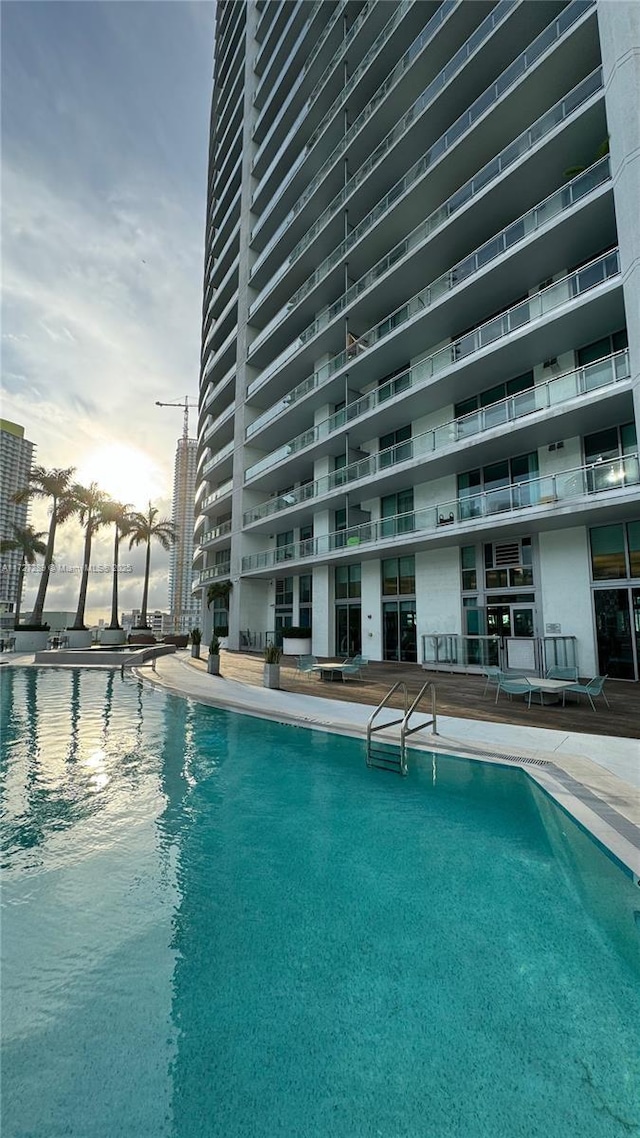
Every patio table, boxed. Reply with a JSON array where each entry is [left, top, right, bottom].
[[529, 678, 576, 706], [311, 662, 348, 682]]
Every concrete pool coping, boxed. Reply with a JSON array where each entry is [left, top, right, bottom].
[[141, 654, 640, 878]]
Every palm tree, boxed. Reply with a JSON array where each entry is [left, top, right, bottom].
[[14, 466, 76, 626], [128, 503, 176, 628], [68, 482, 111, 631], [0, 524, 47, 628], [101, 501, 134, 630]]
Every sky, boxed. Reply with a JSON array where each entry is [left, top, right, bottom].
[[1, 0, 215, 621]]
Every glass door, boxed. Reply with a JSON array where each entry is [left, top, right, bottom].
[[383, 602, 417, 662], [594, 589, 635, 679], [335, 605, 361, 657]]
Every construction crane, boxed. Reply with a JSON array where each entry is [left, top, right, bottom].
[[155, 396, 196, 440]]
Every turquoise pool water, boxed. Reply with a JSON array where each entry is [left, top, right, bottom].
[[1, 668, 639, 1137]]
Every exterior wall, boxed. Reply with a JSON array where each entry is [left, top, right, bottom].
[[0, 420, 35, 616], [195, 0, 640, 675], [538, 527, 597, 676]]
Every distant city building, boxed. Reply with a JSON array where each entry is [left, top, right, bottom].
[[0, 419, 35, 620], [168, 435, 199, 633], [121, 609, 172, 636]]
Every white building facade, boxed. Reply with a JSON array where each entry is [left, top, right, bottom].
[[194, 0, 640, 680]]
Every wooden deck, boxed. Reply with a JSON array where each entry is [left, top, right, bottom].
[[196, 652, 640, 742]]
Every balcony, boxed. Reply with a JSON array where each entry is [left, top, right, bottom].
[[202, 440, 235, 478], [195, 563, 232, 588], [246, 247, 621, 442], [248, 156, 611, 376], [249, 64, 604, 329], [250, 0, 595, 285], [201, 480, 234, 513], [199, 520, 233, 549], [242, 350, 631, 520], [241, 454, 640, 573]]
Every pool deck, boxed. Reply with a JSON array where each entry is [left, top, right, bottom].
[[3, 648, 638, 875]]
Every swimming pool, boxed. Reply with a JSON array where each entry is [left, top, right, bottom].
[[2, 668, 638, 1137]]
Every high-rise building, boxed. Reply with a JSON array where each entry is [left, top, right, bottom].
[[168, 434, 199, 633], [0, 419, 35, 622], [194, 0, 640, 680]]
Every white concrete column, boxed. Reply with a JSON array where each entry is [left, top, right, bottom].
[[312, 565, 331, 656], [361, 560, 382, 660], [538, 528, 597, 676]]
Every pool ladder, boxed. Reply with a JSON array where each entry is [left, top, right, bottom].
[[366, 682, 437, 775]]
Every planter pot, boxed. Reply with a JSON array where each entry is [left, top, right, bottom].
[[64, 630, 92, 649], [263, 663, 280, 689], [282, 637, 312, 655], [12, 630, 49, 653], [99, 629, 127, 646], [191, 644, 201, 659], [207, 654, 220, 675]]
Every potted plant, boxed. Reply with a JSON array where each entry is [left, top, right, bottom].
[[207, 633, 221, 675], [190, 627, 202, 659], [263, 643, 282, 689], [282, 626, 312, 655]]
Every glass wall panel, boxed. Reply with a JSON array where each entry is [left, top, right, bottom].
[[594, 589, 634, 679], [590, 525, 626, 580]]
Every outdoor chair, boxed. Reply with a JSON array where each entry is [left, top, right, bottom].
[[562, 675, 610, 711], [545, 665, 579, 681], [495, 674, 536, 709], [296, 654, 317, 680], [342, 655, 368, 680], [481, 665, 502, 697]]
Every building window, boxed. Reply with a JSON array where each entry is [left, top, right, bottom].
[[458, 453, 539, 517], [584, 423, 638, 493], [275, 577, 293, 633], [299, 574, 312, 628], [577, 328, 627, 367], [455, 372, 534, 436], [379, 424, 412, 468], [333, 453, 347, 487], [484, 538, 533, 590], [382, 557, 415, 596], [276, 530, 293, 561], [335, 564, 361, 600], [381, 489, 414, 537], [460, 546, 477, 592], [590, 523, 640, 580], [299, 523, 313, 557]]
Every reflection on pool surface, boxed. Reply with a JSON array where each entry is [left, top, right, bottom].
[[1, 668, 639, 1137]]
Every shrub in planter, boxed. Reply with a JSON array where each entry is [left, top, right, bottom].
[[263, 643, 282, 689], [207, 634, 221, 675], [190, 627, 202, 659]]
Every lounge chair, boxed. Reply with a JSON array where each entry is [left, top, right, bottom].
[[296, 654, 317, 680], [481, 665, 502, 697], [495, 674, 536, 708], [562, 675, 609, 711], [545, 665, 578, 681]]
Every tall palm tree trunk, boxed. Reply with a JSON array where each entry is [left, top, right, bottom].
[[139, 542, 151, 627], [30, 516, 57, 625], [72, 520, 94, 630], [14, 558, 26, 627], [109, 528, 121, 630]]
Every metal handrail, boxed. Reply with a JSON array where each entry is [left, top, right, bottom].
[[366, 682, 409, 767], [400, 683, 437, 773]]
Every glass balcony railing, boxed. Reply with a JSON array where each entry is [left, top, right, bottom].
[[252, 0, 593, 280], [251, 156, 610, 372], [246, 245, 620, 440], [202, 440, 235, 477], [199, 521, 233, 546], [201, 480, 233, 512], [242, 350, 630, 516], [198, 564, 232, 585], [250, 58, 603, 326], [241, 453, 639, 570], [252, 0, 440, 222]]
